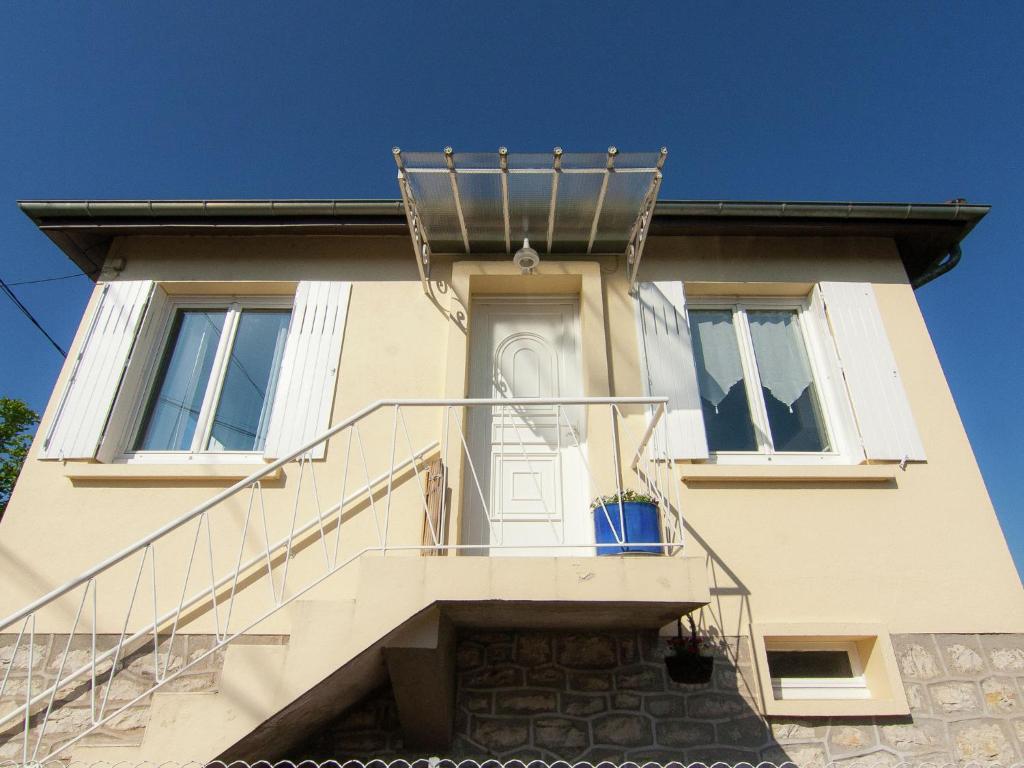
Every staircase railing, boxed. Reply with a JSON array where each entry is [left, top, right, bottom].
[[0, 396, 678, 764]]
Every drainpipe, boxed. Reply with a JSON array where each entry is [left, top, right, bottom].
[[911, 243, 962, 289]]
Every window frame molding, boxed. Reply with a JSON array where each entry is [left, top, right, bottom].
[[750, 622, 910, 717], [117, 294, 293, 465], [686, 294, 860, 465]]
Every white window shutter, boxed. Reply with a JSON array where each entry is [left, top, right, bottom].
[[818, 281, 926, 462], [41, 280, 155, 460], [95, 285, 172, 462], [635, 281, 709, 460], [806, 287, 865, 463], [263, 281, 352, 460]]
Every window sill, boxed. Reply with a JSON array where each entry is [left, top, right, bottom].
[[680, 464, 896, 484], [761, 696, 910, 718], [65, 463, 283, 483]]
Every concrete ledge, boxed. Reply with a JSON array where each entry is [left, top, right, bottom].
[[362, 555, 711, 630], [680, 464, 897, 484], [65, 463, 284, 483]]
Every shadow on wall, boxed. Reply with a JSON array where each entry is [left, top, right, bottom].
[[293, 629, 803, 765]]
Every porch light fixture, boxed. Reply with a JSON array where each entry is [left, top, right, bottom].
[[513, 237, 540, 274], [393, 145, 668, 293]]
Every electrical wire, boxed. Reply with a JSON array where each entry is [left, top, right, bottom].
[[0, 277, 68, 358], [6, 272, 89, 286]]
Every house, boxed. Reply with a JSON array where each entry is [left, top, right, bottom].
[[1, 148, 1022, 766]]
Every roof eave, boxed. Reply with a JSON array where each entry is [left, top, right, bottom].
[[18, 199, 989, 287]]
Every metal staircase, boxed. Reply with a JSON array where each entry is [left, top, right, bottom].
[[0, 397, 683, 764]]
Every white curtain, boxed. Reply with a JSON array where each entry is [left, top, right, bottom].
[[691, 311, 744, 412], [748, 310, 813, 412]]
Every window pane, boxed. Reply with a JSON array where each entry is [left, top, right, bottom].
[[767, 650, 854, 679], [690, 309, 757, 451], [135, 310, 226, 451], [207, 310, 291, 451], [747, 310, 830, 452]]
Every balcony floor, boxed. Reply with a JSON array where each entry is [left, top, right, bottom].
[[361, 553, 711, 630]]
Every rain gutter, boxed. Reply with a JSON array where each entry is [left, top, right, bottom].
[[18, 199, 989, 289]]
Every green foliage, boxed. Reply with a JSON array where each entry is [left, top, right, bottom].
[[0, 397, 39, 518], [589, 488, 658, 510]]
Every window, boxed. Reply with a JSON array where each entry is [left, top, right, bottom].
[[767, 641, 868, 700], [688, 299, 832, 456], [132, 300, 291, 454], [752, 625, 908, 717]]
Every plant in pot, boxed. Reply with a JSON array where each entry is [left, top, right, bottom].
[[664, 614, 715, 684], [590, 489, 664, 556]]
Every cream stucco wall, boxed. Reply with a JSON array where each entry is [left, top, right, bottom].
[[1, 233, 1020, 640]]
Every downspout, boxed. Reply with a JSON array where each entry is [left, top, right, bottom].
[[911, 243, 962, 289]]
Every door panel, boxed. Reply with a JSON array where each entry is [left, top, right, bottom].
[[464, 299, 589, 555]]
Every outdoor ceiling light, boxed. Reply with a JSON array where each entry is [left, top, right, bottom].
[[513, 237, 540, 274]]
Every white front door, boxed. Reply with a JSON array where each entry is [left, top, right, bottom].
[[464, 298, 590, 555]]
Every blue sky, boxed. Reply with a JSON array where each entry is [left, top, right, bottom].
[[1, 2, 1021, 574]]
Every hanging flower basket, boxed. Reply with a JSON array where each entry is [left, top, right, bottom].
[[665, 615, 714, 684]]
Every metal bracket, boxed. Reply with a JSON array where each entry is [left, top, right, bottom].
[[394, 148, 431, 292], [626, 148, 667, 294]]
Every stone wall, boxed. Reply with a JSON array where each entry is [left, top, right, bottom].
[[298, 630, 1024, 767], [6, 629, 1023, 765], [884, 634, 1024, 766], [0, 633, 282, 762]]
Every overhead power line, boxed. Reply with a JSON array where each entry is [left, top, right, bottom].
[[7, 272, 89, 286], [0, 277, 68, 358]]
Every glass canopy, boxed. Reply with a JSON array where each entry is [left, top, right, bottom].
[[393, 147, 667, 292]]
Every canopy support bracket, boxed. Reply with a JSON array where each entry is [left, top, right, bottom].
[[546, 147, 563, 255], [587, 147, 617, 254], [500, 147, 511, 255], [394, 148, 430, 292], [444, 147, 472, 255], [626, 154, 666, 294]]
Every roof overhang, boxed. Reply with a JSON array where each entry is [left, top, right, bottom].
[[18, 198, 989, 289], [392, 147, 667, 292]]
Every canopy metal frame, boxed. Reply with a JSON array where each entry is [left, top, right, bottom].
[[393, 146, 667, 293]]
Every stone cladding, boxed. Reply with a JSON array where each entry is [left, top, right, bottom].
[[299, 630, 1024, 767], [5, 629, 1024, 765], [0, 633, 282, 761]]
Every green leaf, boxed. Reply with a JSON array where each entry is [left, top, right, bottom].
[[0, 397, 40, 518], [589, 488, 658, 510]]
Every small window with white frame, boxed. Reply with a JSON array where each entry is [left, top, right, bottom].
[[127, 297, 291, 458], [687, 297, 839, 460], [767, 639, 869, 700]]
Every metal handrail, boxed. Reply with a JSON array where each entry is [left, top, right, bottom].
[[0, 396, 676, 763], [1, 396, 666, 632]]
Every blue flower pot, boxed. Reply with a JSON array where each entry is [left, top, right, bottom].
[[592, 501, 663, 555]]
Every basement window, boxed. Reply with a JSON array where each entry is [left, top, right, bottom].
[[752, 624, 909, 716], [767, 641, 868, 700]]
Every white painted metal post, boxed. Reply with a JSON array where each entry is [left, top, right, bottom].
[[499, 147, 511, 255], [444, 147, 472, 254], [587, 146, 617, 254], [546, 147, 562, 254]]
